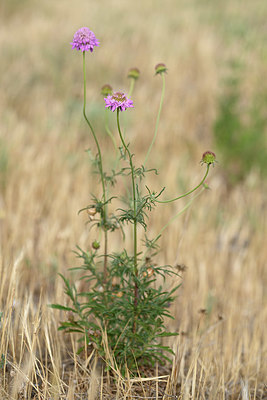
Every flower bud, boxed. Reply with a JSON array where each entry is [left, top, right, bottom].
[[201, 151, 216, 166], [155, 63, 167, 75], [87, 207, 97, 217], [92, 240, 100, 250], [143, 267, 155, 278], [101, 84, 113, 97], [128, 67, 140, 80]]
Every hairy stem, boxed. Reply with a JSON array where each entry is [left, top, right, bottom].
[[83, 51, 108, 282], [147, 187, 206, 256], [156, 165, 210, 204], [104, 109, 120, 169], [116, 109, 138, 332]]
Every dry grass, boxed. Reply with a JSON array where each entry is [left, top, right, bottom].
[[0, 0, 266, 398]]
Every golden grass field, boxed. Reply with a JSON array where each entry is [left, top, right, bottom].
[[0, 0, 266, 398]]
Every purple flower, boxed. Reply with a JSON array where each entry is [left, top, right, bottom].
[[104, 92, 134, 112], [71, 27, 99, 52]]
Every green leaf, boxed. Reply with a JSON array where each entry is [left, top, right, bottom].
[[49, 304, 76, 312], [155, 332, 179, 337]]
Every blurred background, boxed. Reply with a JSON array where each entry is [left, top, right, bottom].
[[0, 0, 266, 395]]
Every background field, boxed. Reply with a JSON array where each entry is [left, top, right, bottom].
[[0, 0, 266, 399]]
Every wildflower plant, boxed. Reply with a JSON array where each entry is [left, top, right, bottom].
[[51, 27, 216, 373]]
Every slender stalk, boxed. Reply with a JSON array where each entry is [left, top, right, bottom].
[[82, 51, 108, 282], [142, 185, 208, 264], [128, 78, 135, 98], [105, 109, 117, 153], [116, 109, 138, 332], [156, 165, 210, 204], [150, 187, 206, 249], [144, 73, 165, 167], [104, 108, 120, 169]]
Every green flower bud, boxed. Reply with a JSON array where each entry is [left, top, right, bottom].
[[92, 240, 100, 250], [155, 63, 167, 75], [201, 151, 216, 166], [101, 84, 113, 97], [128, 67, 140, 80]]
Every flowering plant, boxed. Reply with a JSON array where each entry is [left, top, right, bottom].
[[51, 27, 216, 373], [104, 91, 134, 112], [70, 27, 99, 52]]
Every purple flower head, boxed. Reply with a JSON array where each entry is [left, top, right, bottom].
[[71, 27, 99, 52], [104, 92, 134, 112]]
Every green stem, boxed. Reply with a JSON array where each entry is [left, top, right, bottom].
[[156, 165, 210, 204], [155, 188, 205, 243], [142, 187, 207, 262], [128, 78, 135, 97], [104, 108, 120, 169], [105, 109, 118, 153], [82, 51, 108, 282], [144, 73, 165, 167], [116, 109, 138, 332]]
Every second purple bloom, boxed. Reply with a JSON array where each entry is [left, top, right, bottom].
[[104, 92, 133, 112]]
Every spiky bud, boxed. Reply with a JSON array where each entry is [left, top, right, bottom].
[[92, 240, 100, 250], [128, 67, 140, 80], [155, 63, 167, 75], [101, 84, 113, 97], [201, 151, 216, 166]]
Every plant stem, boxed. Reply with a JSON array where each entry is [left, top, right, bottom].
[[128, 78, 135, 97], [104, 109, 120, 169], [116, 109, 138, 332], [144, 73, 165, 167], [105, 109, 118, 153], [156, 165, 210, 204], [150, 187, 206, 249], [82, 51, 108, 282]]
